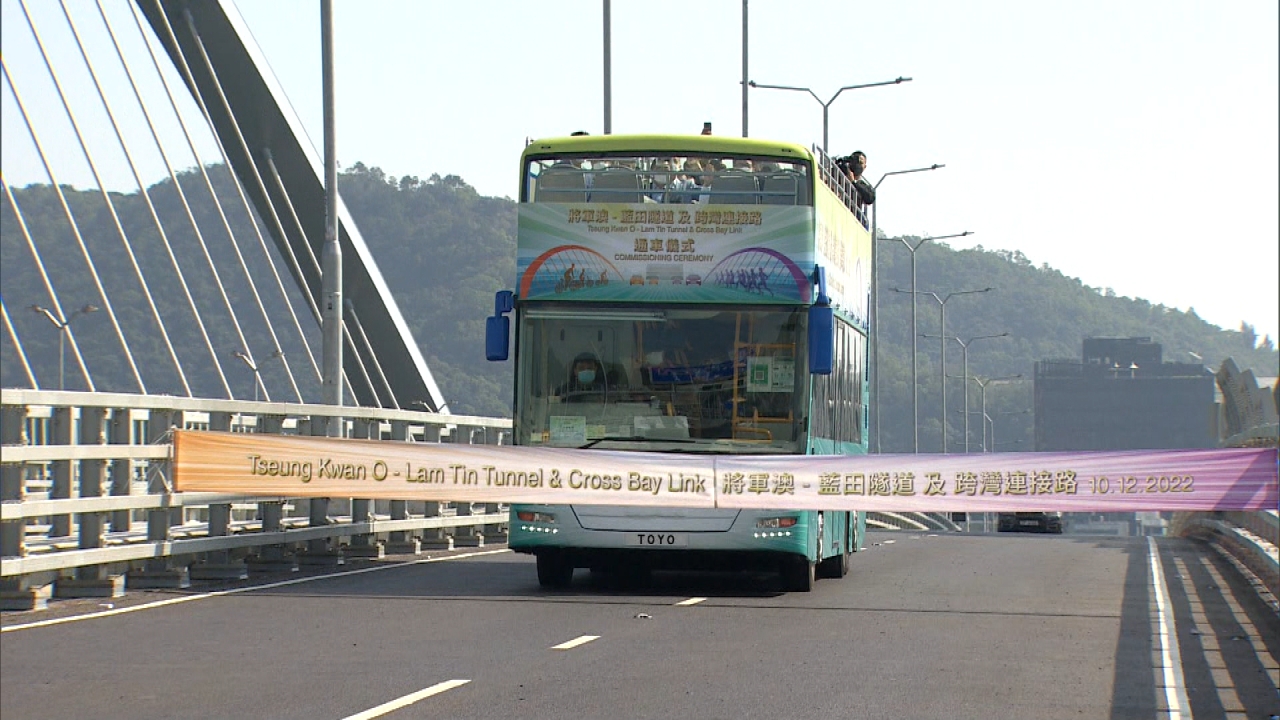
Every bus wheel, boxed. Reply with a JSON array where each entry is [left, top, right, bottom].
[[536, 553, 574, 588], [817, 549, 849, 579], [782, 556, 815, 592]]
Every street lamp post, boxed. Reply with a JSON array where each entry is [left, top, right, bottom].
[[29, 304, 98, 391], [747, 76, 911, 153], [944, 333, 1009, 453], [971, 374, 1022, 452], [959, 406, 1029, 453], [989, 408, 1031, 453], [909, 287, 993, 452], [870, 164, 944, 453], [232, 351, 262, 402], [231, 349, 284, 402], [603, 0, 612, 134], [885, 232, 972, 453]]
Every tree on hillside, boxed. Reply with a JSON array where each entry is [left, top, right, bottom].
[[1240, 321, 1258, 350]]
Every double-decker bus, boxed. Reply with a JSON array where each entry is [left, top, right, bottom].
[[486, 134, 872, 591]]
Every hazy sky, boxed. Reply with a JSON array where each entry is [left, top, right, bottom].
[[3, 0, 1277, 343]]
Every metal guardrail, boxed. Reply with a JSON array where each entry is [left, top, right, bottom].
[[0, 389, 512, 610], [865, 511, 960, 532], [867, 512, 931, 531]]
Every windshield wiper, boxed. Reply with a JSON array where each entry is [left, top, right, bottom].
[[578, 435, 701, 449]]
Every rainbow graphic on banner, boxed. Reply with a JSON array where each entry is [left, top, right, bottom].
[[516, 203, 815, 304]]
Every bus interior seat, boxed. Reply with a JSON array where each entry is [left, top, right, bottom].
[[604, 363, 628, 389], [707, 172, 760, 204], [760, 172, 806, 205], [590, 169, 642, 203], [536, 167, 587, 202]]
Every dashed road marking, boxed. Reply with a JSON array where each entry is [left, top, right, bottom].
[[551, 634, 600, 650], [675, 597, 706, 606], [340, 679, 470, 720]]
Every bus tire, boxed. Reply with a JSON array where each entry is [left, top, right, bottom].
[[536, 552, 574, 588], [782, 555, 815, 592], [817, 548, 849, 579]]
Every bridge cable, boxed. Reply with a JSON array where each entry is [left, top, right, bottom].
[[0, 56, 146, 393], [28, 0, 191, 395], [62, 0, 228, 398], [92, 0, 239, 399], [125, 0, 307, 402], [0, 174, 96, 392], [0, 300, 40, 389]]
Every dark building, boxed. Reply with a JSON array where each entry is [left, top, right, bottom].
[[1034, 337, 1216, 451]]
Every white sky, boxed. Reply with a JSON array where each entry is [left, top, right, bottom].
[[2, 0, 1277, 343]]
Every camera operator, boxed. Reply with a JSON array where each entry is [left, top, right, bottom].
[[837, 151, 876, 210]]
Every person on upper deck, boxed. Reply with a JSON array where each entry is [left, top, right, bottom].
[[667, 159, 704, 203], [839, 151, 876, 209]]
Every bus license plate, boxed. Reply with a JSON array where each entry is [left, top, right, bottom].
[[1020, 520, 1039, 526], [626, 532, 688, 547]]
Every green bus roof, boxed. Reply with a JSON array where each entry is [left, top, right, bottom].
[[521, 134, 814, 160]]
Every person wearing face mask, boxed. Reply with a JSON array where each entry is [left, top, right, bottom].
[[559, 353, 608, 401]]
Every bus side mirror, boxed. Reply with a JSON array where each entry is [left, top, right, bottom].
[[486, 290, 514, 361], [808, 266, 833, 375], [486, 316, 510, 361], [808, 304, 833, 375]]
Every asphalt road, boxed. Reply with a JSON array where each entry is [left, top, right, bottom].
[[2, 531, 1277, 720]]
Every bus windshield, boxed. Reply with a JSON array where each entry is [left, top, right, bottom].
[[524, 154, 811, 206], [515, 304, 809, 453]]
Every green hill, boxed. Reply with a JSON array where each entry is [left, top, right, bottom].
[[3, 163, 1275, 452]]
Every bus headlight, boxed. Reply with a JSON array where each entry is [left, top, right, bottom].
[[756, 516, 798, 529], [517, 511, 556, 523]]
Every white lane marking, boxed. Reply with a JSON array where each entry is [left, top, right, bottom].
[[882, 539, 896, 544], [340, 679, 470, 720], [551, 634, 599, 650], [675, 597, 706, 606], [1147, 536, 1191, 719], [1, 549, 511, 633]]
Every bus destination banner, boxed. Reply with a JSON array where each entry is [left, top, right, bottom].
[[516, 203, 815, 304], [172, 431, 1278, 512]]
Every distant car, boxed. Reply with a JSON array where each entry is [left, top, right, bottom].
[[685, 274, 702, 286], [647, 276, 660, 285], [998, 512, 1064, 534], [672, 276, 683, 284], [629, 275, 644, 286]]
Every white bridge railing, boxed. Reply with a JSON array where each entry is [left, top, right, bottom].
[[8, 389, 1265, 612], [0, 389, 512, 611], [0, 388, 958, 610]]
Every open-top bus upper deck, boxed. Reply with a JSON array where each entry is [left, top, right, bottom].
[[514, 134, 871, 328]]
